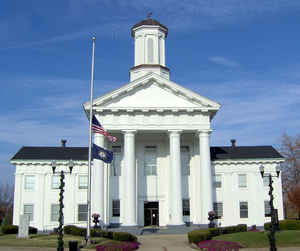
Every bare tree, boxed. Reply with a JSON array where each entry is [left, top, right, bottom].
[[0, 182, 14, 225], [280, 133, 300, 218], [288, 185, 300, 219]]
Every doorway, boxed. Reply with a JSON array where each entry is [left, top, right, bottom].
[[144, 201, 159, 226]]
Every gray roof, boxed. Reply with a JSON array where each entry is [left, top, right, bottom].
[[131, 18, 168, 37], [11, 145, 283, 162]]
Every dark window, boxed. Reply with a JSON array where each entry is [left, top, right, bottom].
[[112, 200, 120, 217], [264, 201, 271, 217], [182, 199, 190, 216], [240, 201, 248, 218], [213, 202, 223, 218], [181, 146, 190, 176], [112, 146, 122, 176], [78, 204, 88, 221]]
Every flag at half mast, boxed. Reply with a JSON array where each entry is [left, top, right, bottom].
[[92, 115, 117, 143]]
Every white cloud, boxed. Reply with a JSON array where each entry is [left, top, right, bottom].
[[208, 56, 240, 67]]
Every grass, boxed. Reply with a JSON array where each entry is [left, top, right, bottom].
[[0, 234, 122, 249], [213, 230, 300, 248]]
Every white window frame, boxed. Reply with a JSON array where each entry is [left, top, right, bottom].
[[24, 175, 35, 191], [238, 174, 247, 188], [263, 175, 270, 187], [24, 204, 34, 221], [51, 204, 59, 222], [213, 202, 223, 218], [112, 200, 120, 217], [78, 175, 88, 189], [264, 200, 271, 217], [144, 146, 157, 176], [78, 204, 88, 222], [51, 175, 60, 189], [214, 174, 222, 188], [182, 199, 190, 216], [240, 201, 248, 218]]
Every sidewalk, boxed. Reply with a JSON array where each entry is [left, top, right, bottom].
[[0, 234, 299, 251]]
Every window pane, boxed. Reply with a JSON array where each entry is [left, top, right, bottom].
[[181, 146, 190, 176], [144, 146, 157, 176], [112, 146, 122, 176], [182, 199, 190, 216], [52, 175, 60, 189], [264, 201, 271, 217], [240, 202, 248, 218], [24, 204, 33, 221], [24, 176, 35, 190], [51, 204, 59, 221], [263, 176, 270, 187], [213, 202, 223, 218], [238, 174, 247, 188], [79, 175, 88, 189], [214, 175, 222, 188], [112, 200, 120, 217], [78, 204, 88, 221]]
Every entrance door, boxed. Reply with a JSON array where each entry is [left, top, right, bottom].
[[144, 201, 159, 226]]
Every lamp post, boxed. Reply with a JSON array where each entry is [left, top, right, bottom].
[[259, 164, 281, 251], [52, 159, 74, 251]]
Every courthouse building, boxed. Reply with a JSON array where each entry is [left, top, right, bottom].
[[11, 18, 284, 231]]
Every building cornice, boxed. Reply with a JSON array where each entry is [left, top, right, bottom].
[[11, 160, 87, 166], [212, 158, 284, 165]]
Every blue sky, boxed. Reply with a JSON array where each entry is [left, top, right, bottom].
[[1, 0, 300, 183]]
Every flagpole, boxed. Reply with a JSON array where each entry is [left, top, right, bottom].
[[87, 36, 96, 243]]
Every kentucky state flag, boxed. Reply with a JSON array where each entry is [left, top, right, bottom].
[[92, 144, 113, 164]]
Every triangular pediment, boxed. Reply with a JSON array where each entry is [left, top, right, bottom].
[[84, 73, 221, 112]]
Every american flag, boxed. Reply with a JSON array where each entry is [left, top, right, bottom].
[[92, 115, 117, 143]]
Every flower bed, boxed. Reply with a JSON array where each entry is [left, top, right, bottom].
[[197, 240, 243, 251], [96, 241, 139, 251]]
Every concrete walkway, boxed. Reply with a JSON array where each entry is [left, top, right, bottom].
[[0, 234, 299, 251]]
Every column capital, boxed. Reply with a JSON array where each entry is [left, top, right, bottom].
[[168, 130, 182, 136], [198, 129, 213, 136], [122, 130, 137, 135]]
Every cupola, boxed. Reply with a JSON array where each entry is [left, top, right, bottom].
[[130, 16, 170, 81]]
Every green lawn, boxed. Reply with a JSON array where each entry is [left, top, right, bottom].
[[0, 234, 121, 249], [213, 230, 300, 248]]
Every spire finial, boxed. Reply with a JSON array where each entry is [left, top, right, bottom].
[[147, 12, 152, 19]]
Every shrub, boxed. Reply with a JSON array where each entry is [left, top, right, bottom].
[[188, 229, 211, 244], [1, 225, 37, 235], [63, 225, 86, 236], [112, 232, 137, 242], [208, 227, 222, 237], [264, 220, 300, 231], [2, 225, 18, 234], [188, 224, 248, 245], [29, 226, 38, 234]]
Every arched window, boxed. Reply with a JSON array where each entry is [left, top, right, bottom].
[[147, 38, 154, 63]]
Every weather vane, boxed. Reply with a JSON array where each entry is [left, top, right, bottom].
[[147, 12, 152, 19]]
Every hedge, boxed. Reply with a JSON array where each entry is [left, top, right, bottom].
[[264, 220, 300, 231], [63, 225, 137, 242], [188, 229, 212, 244], [1, 225, 38, 235], [188, 224, 248, 244]]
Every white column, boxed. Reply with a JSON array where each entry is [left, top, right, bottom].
[[168, 130, 184, 226], [199, 130, 213, 224], [92, 134, 105, 220], [122, 130, 137, 226]]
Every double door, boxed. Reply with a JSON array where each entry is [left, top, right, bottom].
[[144, 201, 159, 226]]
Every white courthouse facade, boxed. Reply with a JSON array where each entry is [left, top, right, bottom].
[[11, 18, 284, 231]]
